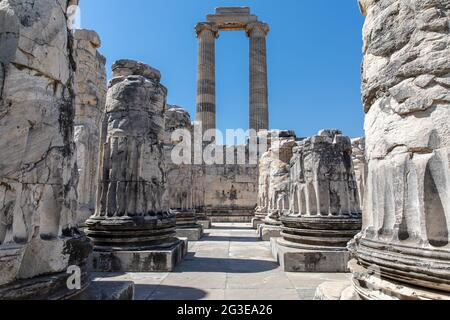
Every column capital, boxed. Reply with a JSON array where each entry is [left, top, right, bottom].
[[246, 21, 269, 37], [195, 22, 219, 38]]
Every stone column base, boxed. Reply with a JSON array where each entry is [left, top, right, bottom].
[[176, 225, 204, 241], [349, 260, 450, 300], [270, 238, 350, 272], [252, 218, 264, 229], [258, 224, 282, 241], [89, 239, 188, 272]]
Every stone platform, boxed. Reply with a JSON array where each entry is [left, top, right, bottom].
[[258, 224, 282, 241], [74, 280, 135, 300], [92, 223, 351, 300], [271, 238, 350, 273], [176, 226, 204, 241], [89, 239, 188, 273]]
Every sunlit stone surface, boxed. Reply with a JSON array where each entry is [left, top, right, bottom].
[[86, 60, 187, 272]]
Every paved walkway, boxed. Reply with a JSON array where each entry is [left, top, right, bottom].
[[94, 223, 351, 300]]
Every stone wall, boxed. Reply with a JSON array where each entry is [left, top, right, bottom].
[[73, 29, 107, 225], [349, 0, 450, 299], [193, 150, 259, 222], [0, 0, 91, 299]]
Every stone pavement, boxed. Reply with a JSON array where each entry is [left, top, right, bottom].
[[92, 223, 351, 300]]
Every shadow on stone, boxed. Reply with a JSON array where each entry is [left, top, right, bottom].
[[203, 236, 261, 242], [211, 225, 254, 230], [135, 284, 208, 300], [176, 256, 278, 273]]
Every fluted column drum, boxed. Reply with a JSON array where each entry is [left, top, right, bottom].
[[247, 22, 270, 132], [86, 60, 178, 251], [196, 23, 218, 135]]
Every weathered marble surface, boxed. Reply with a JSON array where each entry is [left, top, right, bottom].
[[73, 29, 107, 226], [258, 131, 297, 239], [349, 0, 450, 300], [0, 0, 92, 299], [86, 60, 178, 250], [272, 130, 362, 272], [351, 137, 366, 210]]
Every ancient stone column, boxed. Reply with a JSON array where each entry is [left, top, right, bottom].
[[196, 23, 218, 135], [258, 131, 297, 240], [247, 22, 270, 132], [0, 0, 92, 299], [86, 60, 187, 272], [272, 130, 362, 272], [164, 105, 204, 240], [348, 0, 450, 300], [73, 29, 107, 226]]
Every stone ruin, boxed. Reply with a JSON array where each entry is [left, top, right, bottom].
[[257, 131, 297, 240], [271, 130, 362, 272], [85, 60, 187, 272], [164, 105, 204, 240], [73, 29, 107, 226], [0, 0, 449, 301], [0, 0, 91, 299], [316, 0, 450, 300]]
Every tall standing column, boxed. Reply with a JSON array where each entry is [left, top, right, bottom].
[[195, 23, 218, 136], [247, 22, 270, 132]]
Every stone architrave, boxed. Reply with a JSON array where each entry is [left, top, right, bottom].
[[258, 131, 297, 240], [73, 29, 107, 226], [164, 105, 203, 240], [85, 60, 187, 272], [0, 0, 92, 299], [271, 130, 362, 272], [196, 7, 270, 133]]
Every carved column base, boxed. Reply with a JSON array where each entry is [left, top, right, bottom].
[[252, 207, 268, 229], [348, 235, 450, 300], [258, 210, 283, 241], [271, 215, 361, 272], [86, 213, 188, 272]]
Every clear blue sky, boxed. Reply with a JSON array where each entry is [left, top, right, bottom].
[[80, 0, 365, 139]]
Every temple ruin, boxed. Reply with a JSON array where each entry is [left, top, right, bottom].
[[0, 0, 448, 301]]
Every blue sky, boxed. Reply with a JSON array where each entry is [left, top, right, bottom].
[[80, 0, 365, 139]]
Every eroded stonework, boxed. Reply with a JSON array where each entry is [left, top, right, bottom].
[[193, 148, 259, 222], [0, 0, 91, 299], [73, 29, 107, 226], [86, 60, 187, 272], [351, 137, 366, 210], [272, 130, 362, 272], [349, 0, 450, 300], [258, 131, 297, 240]]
